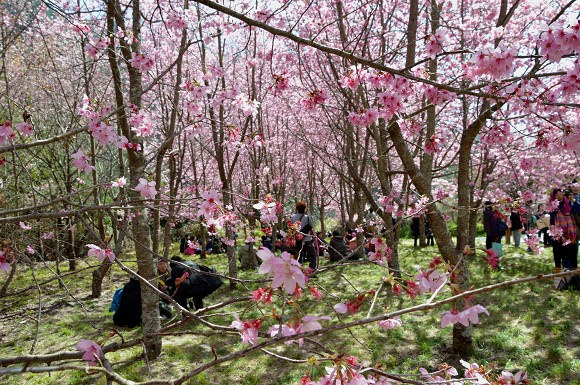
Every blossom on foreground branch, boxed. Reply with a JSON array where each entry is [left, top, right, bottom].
[[76, 339, 102, 366]]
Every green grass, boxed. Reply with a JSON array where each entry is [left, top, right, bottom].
[[0, 240, 578, 384]]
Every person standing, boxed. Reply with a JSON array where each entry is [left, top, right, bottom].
[[549, 189, 577, 272], [483, 201, 499, 250], [535, 204, 550, 246], [425, 220, 435, 246], [290, 201, 317, 270], [565, 191, 579, 269], [510, 207, 524, 248], [410, 216, 420, 247]]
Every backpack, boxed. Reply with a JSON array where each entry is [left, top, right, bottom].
[[197, 264, 224, 294], [496, 219, 508, 236], [109, 288, 124, 312], [555, 271, 580, 291], [300, 215, 313, 235]]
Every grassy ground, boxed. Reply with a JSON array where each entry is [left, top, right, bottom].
[[0, 239, 578, 385]]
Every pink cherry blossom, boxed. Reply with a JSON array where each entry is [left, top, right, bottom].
[[134, 178, 157, 199], [499, 370, 528, 384], [87, 118, 117, 146], [459, 360, 489, 384], [467, 46, 515, 79], [15, 122, 34, 136], [424, 32, 445, 59], [0, 121, 15, 145], [296, 315, 331, 335], [200, 189, 220, 205], [111, 177, 127, 188], [129, 52, 155, 72], [221, 238, 235, 247], [71, 149, 96, 175], [251, 287, 273, 304], [333, 302, 348, 314], [414, 268, 447, 293], [268, 252, 307, 294], [548, 225, 564, 240], [424, 134, 445, 154], [19, 221, 32, 230], [368, 238, 392, 265], [267, 324, 296, 345], [525, 234, 541, 254], [0, 250, 10, 273], [301, 89, 327, 111], [230, 313, 261, 345], [441, 305, 489, 328], [87, 244, 116, 262], [76, 339, 102, 366], [273, 74, 289, 94], [167, 12, 187, 30], [424, 86, 455, 105], [378, 317, 402, 330]]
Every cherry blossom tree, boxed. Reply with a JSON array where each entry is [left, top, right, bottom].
[[0, 0, 578, 383]]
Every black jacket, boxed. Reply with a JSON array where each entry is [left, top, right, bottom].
[[510, 212, 522, 230], [329, 236, 348, 262], [113, 279, 142, 328], [169, 257, 223, 308]]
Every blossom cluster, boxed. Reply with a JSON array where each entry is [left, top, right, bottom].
[[257, 249, 307, 294], [467, 46, 515, 79], [0, 121, 35, 145], [135, 178, 157, 199], [538, 20, 580, 63], [166, 12, 187, 30], [0, 249, 11, 273], [85, 37, 108, 59], [71, 149, 96, 175], [301, 89, 327, 111], [441, 305, 489, 328], [424, 85, 455, 105], [424, 31, 446, 59], [368, 238, 392, 265], [86, 244, 116, 262], [76, 339, 103, 366], [129, 52, 155, 72], [129, 108, 155, 137]]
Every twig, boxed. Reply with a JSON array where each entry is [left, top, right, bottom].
[[260, 349, 308, 363], [366, 281, 384, 318], [141, 342, 153, 380]]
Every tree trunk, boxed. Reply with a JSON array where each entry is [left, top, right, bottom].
[[419, 215, 427, 247], [104, 0, 161, 358], [91, 260, 112, 298]]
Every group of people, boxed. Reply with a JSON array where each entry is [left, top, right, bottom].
[[483, 184, 579, 273], [410, 216, 435, 247], [179, 234, 222, 255], [112, 256, 223, 328], [236, 202, 384, 270]]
